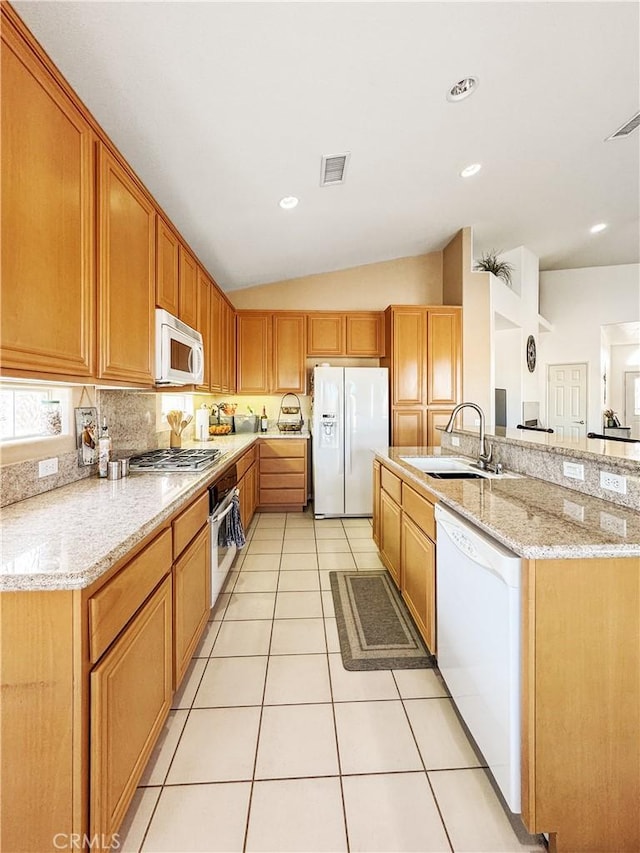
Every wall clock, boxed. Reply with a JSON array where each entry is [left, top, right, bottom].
[[526, 334, 537, 373]]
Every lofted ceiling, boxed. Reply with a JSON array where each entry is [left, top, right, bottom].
[[13, 1, 640, 293]]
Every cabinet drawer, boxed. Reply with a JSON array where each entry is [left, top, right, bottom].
[[380, 466, 402, 504], [89, 528, 172, 664], [260, 439, 306, 458], [402, 484, 436, 541], [260, 457, 305, 474], [236, 445, 257, 479], [259, 488, 306, 505], [172, 492, 209, 559], [259, 472, 305, 489]]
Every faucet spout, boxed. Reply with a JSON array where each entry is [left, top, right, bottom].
[[444, 402, 492, 468]]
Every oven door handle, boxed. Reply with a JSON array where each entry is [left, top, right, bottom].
[[210, 488, 239, 524]]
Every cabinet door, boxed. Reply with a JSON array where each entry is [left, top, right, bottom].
[[237, 312, 271, 393], [90, 575, 172, 843], [210, 287, 223, 393], [401, 514, 436, 653], [391, 309, 426, 405], [196, 268, 211, 391], [273, 313, 306, 393], [155, 216, 179, 315], [178, 246, 198, 329], [307, 314, 345, 356], [97, 145, 155, 385], [226, 303, 237, 393], [427, 308, 461, 405], [392, 407, 427, 447], [173, 525, 211, 688], [372, 460, 381, 547], [346, 313, 384, 356], [427, 408, 454, 447], [380, 489, 401, 587], [1, 19, 95, 378]]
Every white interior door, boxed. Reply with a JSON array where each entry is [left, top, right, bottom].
[[624, 371, 640, 439], [547, 363, 588, 439]]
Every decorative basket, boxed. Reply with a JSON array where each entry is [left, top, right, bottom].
[[277, 393, 304, 432]]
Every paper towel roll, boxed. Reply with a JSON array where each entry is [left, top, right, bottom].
[[195, 407, 210, 442]]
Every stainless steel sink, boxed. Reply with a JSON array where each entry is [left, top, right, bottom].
[[399, 455, 517, 480]]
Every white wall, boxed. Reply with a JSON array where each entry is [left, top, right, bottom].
[[539, 264, 640, 433], [490, 246, 541, 426]]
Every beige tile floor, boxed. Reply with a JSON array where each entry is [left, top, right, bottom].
[[118, 509, 546, 853]]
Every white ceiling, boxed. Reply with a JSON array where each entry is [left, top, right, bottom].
[[14, 1, 640, 293]]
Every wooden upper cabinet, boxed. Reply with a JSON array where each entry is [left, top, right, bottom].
[[178, 246, 198, 329], [272, 313, 306, 393], [427, 308, 461, 405], [196, 268, 211, 391], [155, 216, 179, 316], [390, 308, 425, 405], [210, 287, 223, 393], [226, 303, 237, 393], [1, 14, 95, 378], [307, 313, 345, 356], [236, 312, 271, 393], [346, 313, 385, 356], [97, 144, 155, 385]]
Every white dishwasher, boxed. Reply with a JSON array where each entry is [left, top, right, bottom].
[[435, 503, 522, 813]]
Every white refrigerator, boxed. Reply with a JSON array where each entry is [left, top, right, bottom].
[[312, 366, 389, 517]]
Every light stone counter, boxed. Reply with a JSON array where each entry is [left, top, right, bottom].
[[0, 432, 309, 592], [379, 447, 640, 560]]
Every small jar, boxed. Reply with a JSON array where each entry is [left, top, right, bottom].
[[40, 400, 62, 436]]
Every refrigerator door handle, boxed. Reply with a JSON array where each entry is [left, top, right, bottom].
[[345, 392, 352, 475]]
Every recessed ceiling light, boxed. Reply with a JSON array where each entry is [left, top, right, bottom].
[[460, 163, 482, 178], [590, 222, 607, 234], [279, 196, 298, 210], [446, 76, 479, 102]]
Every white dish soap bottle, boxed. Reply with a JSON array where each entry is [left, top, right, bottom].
[[98, 418, 112, 478]]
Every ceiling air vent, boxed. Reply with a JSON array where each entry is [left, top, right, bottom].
[[605, 111, 640, 140], [320, 153, 350, 186]]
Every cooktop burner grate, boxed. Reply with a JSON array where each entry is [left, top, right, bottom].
[[128, 448, 223, 472]]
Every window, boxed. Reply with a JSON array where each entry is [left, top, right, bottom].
[[0, 386, 71, 442], [157, 393, 194, 430]]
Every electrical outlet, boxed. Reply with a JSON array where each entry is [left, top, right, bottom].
[[562, 460, 584, 480], [600, 511, 627, 537], [600, 471, 627, 495], [563, 499, 585, 522], [38, 457, 58, 478], [451, 436, 460, 447]]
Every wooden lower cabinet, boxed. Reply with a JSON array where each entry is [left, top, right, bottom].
[[90, 575, 173, 846], [401, 513, 436, 652], [372, 460, 381, 547], [379, 488, 401, 587], [173, 525, 210, 688], [258, 439, 308, 510], [239, 460, 258, 531]]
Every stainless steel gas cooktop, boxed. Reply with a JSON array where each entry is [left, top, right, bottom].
[[128, 448, 223, 472]]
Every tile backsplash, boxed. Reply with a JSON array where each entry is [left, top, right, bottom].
[[1, 390, 168, 507]]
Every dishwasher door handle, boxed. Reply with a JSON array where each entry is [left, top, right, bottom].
[[437, 513, 517, 586]]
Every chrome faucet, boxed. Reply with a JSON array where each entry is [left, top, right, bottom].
[[444, 402, 493, 469]]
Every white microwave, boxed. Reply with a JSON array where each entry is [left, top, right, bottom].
[[155, 309, 204, 386]]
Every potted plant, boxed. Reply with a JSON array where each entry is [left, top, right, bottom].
[[474, 250, 514, 286]]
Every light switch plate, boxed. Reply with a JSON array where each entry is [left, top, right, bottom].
[[38, 458, 58, 478], [563, 460, 584, 480], [451, 436, 460, 447]]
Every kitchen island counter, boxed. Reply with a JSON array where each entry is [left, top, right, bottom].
[[0, 431, 309, 592], [378, 447, 640, 560]]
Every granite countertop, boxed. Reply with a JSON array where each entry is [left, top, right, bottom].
[[1, 431, 310, 592], [380, 447, 640, 560]]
